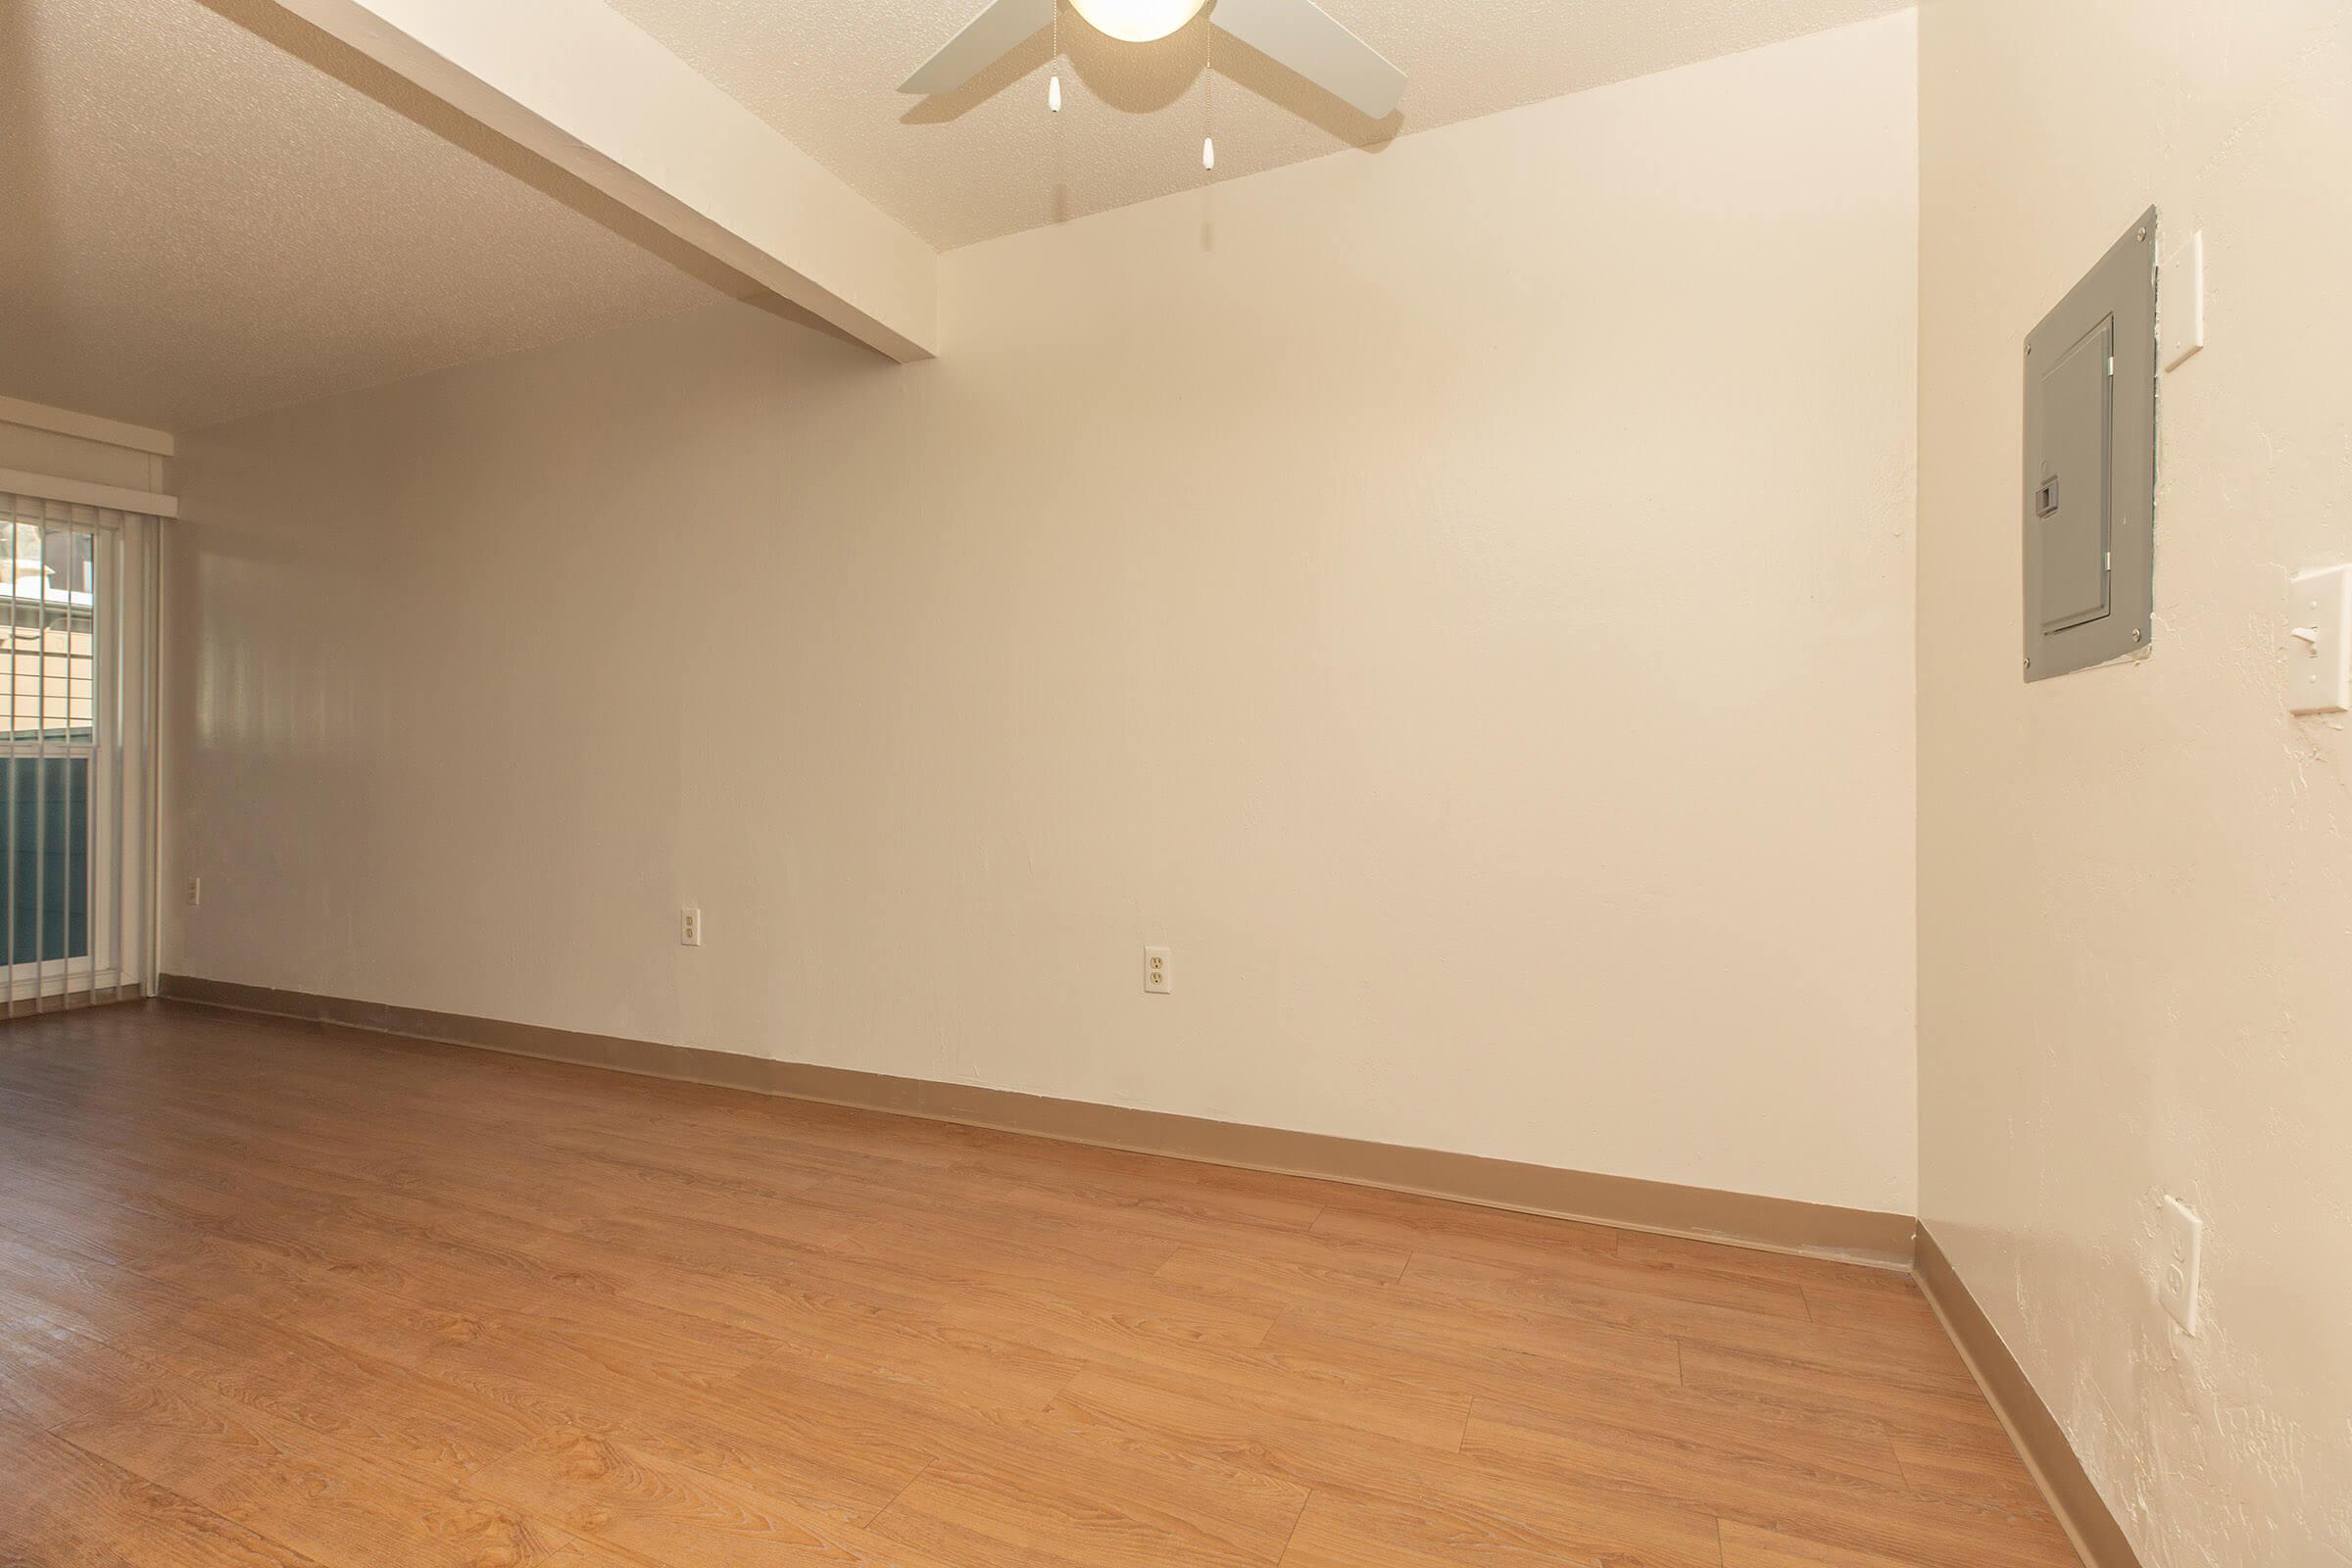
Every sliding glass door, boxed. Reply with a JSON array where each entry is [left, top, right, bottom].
[[1, 500, 134, 1008]]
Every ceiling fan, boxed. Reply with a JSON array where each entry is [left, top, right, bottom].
[[901, 0, 1406, 122]]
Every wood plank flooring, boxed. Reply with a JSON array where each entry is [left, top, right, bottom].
[[0, 1003, 2081, 1567]]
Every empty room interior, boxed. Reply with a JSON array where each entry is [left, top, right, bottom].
[[2, 0, 2345, 1564]]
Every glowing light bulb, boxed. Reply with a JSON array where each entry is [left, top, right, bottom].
[[1067, 0, 1208, 44]]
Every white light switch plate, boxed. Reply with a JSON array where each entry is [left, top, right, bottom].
[[1143, 946, 1171, 995], [2157, 1196, 2202, 1336], [2288, 565, 2352, 714], [2161, 229, 2205, 371]]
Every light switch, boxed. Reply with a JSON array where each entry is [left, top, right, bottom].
[[2287, 565, 2352, 715]]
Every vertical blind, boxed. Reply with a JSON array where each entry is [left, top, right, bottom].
[[0, 491, 145, 1014]]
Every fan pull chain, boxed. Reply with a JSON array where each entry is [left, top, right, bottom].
[[1049, 0, 1062, 111], [1201, 17, 1215, 171]]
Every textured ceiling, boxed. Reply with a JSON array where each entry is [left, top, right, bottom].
[[0, 0, 1910, 432], [606, 0, 1914, 250], [0, 0, 723, 433]]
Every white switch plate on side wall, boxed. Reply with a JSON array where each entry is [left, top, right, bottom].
[[2287, 565, 2352, 714]]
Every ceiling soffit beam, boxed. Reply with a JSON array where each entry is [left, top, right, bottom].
[[267, 0, 939, 362], [0, 397, 176, 458], [0, 466, 180, 519]]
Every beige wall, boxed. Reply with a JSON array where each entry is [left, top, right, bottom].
[[1917, 2, 2351, 1563], [169, 15, 1919, 1213]]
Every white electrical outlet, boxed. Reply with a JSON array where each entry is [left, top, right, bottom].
[[2157, 1196, 2203, 1335], [679, 906, 703, 947], [184, 876, 202, 906], [1143, 946, 1171, 995]]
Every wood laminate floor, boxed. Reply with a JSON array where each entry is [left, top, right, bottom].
[[0, 1003, 2080, 1568]]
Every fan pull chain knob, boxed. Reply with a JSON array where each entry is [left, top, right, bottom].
[[1049, 74, 1061, 112], [1202, 135, 1214, 170]]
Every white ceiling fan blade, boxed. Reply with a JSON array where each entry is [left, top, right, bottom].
[[900, 0, 1057, 95], [1211, 0, 1404, 119]]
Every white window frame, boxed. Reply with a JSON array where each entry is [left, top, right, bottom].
[[0, 504, 149, 1008]]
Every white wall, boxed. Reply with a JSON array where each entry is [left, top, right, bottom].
[[1917, 2, 2352, 1563], [169, 16, 1919, 1214]]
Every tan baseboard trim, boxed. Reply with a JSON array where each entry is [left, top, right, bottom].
[[1915, 1226, 2142, 1568], [1, 983, 150, 1022], [157, 972, 1916, 1268]]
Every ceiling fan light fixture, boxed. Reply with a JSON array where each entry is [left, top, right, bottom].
[[902, 0, 1404, 122], [1066, 0, 1209, 44]]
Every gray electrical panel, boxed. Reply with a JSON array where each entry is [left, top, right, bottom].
[[2024, 208, 2158, 680]]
